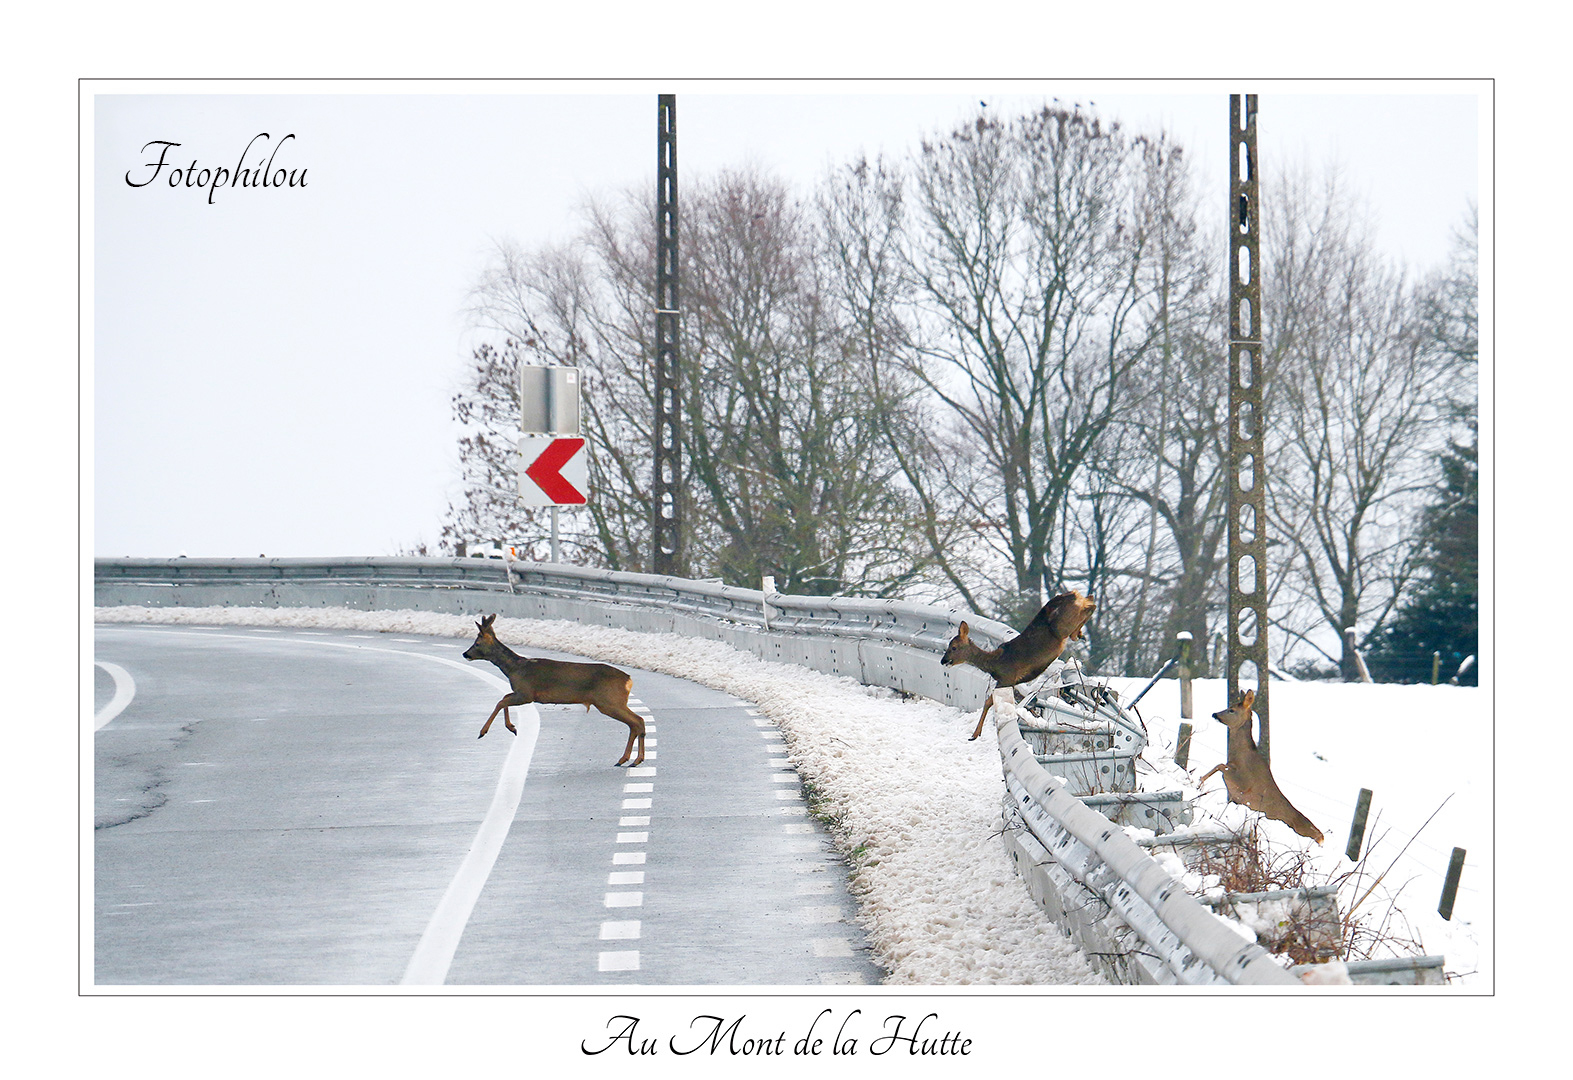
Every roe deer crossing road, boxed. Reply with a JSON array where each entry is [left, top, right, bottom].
[[93, 623, 881, 985]]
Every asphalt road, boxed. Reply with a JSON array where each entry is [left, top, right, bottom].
[[93, 623, 883, 986]]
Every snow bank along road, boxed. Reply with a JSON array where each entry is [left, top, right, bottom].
[[93, 623, 883, 985]]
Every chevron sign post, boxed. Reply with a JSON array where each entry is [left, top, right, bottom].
[[518, 435, 589, 506]]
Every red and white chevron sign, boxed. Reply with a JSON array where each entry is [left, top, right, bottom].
[[517, 435, 589, 506]]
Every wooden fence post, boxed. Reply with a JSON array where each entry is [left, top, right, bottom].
[[1346, 788, 1373, 861], [1439, 847, 1466, 920]]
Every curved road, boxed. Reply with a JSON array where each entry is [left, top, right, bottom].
[[93, 623, 882, 986]]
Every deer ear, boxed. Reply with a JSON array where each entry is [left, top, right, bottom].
[[1241, 689, 1255, 708], [956, 621, 969, 640]]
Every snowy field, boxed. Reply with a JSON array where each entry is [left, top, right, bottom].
[[94, 605, 1489, 989]]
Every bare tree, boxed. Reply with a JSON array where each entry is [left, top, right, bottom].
[[819, 154, 981, 605], [1261, 168, 1465, 677], [895, 107, 1159, 625], [1078, 134, 1229, 674], [677, 168, 935, 594]]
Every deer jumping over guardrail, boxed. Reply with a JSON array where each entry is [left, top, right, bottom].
[[1196, 689, 1323, 843], [941, 590, 1098, 740], [462, 614, 647, 767]]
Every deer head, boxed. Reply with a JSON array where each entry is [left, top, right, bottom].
[[1212, 688, 1255, 730], [940, 621, 972, 667], [463, 613, 499, 661]]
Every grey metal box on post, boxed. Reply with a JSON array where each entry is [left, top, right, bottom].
[[519, 365, 581, 435]]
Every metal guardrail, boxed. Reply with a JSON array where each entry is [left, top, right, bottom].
[[93, 557, 1355, 985], [94, 557, 1013, 712], [96, 555, 1015, 649], [991, 692, 1297, 985]]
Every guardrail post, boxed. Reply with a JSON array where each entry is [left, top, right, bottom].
[[1175, 722, 1193, 769], [1176, 631, 1193, 719], [1346, 788, 1373, 861], [1438, 847, 1466, 920], [1432, 651, 1441, 685]]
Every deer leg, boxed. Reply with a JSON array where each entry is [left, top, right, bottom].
[[969, 695, 995, 741], [479, 692, 528, 738], [598, 703, 646, 767], [1194, 763, 1226, 788]]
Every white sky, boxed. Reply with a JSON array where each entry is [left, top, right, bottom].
[[89, 80, 1482, 558]]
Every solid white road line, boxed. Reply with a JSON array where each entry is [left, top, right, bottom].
[[400, 700, 539, 985], [94, 661, 136, 731]]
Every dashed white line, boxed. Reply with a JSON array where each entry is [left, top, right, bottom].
[[602, 712, 654, 978], [798, 906, 844, 924], [599, 950, 639, 971]]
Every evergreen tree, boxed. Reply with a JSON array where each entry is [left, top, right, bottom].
[[1367, 423, 1478, 684]]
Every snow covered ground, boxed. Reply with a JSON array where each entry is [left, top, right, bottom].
[[94, 604, 1489, 989], [1106, 674, 1489, 988]]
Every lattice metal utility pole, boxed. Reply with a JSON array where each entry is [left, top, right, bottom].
[[653, 94, 684, 574], [1228, 93, 1271, 762]]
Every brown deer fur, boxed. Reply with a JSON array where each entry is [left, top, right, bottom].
[[462, 614, 647, 767], [1196, 689, 1323, 843], [941, 590, 1098, 740]]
